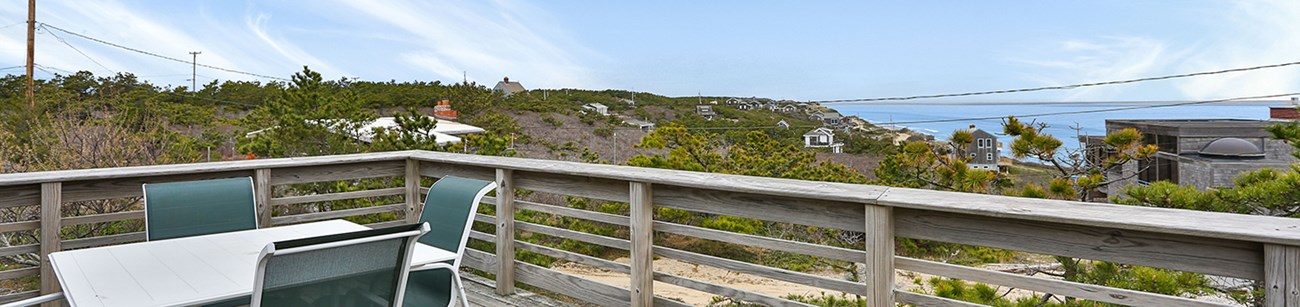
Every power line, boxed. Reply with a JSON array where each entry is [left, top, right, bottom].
[[1, 65, 25, 71], [813, 60, 1300, 103], [40, 25, 116, 75], [0, 22, 23, 30], [879, 92, 1300, 125], [39, 23, 290, 81]]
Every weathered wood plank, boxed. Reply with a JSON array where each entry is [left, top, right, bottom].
[[878, 187, 1300, 248], [62, 171, 251, 202], [0, 220, 39, 233], [62, 232, 145, 250], [270, 203, 406, 225], [1266, 244, 1300, 307], [514, 234, 815, 307], [270, 160, 405, 185], [0, 151, 412, 187], [512, 198, 626, 225], [895, 290, 990, 307], [365, 220, 407, 229], [0, 244, 39, 258], [513, 260, 691, 307], [495, 168, 517, 296], [895, 208, 1265, 280], [655, 184, 866, 232], [653, 246, 866, 296], [0, 185, 39, 209], [473, 213, 496, 225], [62, 211, 143, 226], [1291, 246, 1300, 307], [897, 257, 1232, 307], [254, 169, 272, 228], [408, 151, 888, 205], [404, 160, 421, 224], [654, 272, 814, 307], [418, 161, 495, 181], [516, 240, 628, 274], [39, 182, 61, 302], [654, 221, 862, 263], [629, 181, 653, 307], [513, 199, 863, 263], [462, 247, 499, 275], [268, 187, 405, 206], [865, 205, 894, 306], [516, 221, 629, 250], [0, 267, 39, 281], [514, 171, 630, 203]]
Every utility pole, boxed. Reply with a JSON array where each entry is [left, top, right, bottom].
[[25, 0, 36, 107], [189, 51, 201, 91]]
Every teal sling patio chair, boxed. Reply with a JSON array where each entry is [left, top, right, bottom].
[[143, 177, 258, 241], [403, 176, 497, 307], [251, 222, 430, 307]]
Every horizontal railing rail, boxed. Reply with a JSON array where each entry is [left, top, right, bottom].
[[0, 150, 1294, 306]]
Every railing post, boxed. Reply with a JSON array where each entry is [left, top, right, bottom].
[[865, 204, 894, 306], [254, 169, 272, 228], [629, 181, 654, 307], [1265, 244, 1300, 307], [495, 169, 516, 295], [405, 160, 421, 224], [39, 182, 61, 307]]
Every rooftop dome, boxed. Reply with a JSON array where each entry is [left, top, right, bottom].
[[1199, 138, 1264, 158]]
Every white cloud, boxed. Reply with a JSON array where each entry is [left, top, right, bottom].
[[245, 13, 345, 78], [331, 1, 605, 88], [1174, 0, 1300, 100], [1013, 36, 1179, 101]]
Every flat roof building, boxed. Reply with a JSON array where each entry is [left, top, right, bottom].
[[1096, 119, 1298, 199]]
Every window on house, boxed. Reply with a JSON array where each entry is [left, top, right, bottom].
[[987, 153, 993, 161], [970, 153, 976, 158]]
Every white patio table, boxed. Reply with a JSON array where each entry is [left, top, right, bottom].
[[49, 219, 454, 307]]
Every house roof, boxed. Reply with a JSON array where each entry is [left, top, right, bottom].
[[1105, 119, 1278, 137], [624, 119, 655, 127], [803, 127, 834, 136], [493, 77, 526, 95], [584, 103, 607, 109]]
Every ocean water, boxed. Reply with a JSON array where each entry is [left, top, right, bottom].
[[830, 102, 1295, 153]]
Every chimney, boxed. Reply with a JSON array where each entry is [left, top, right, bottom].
[[969, 124, 976, 130], [503, 76, 510, 83]]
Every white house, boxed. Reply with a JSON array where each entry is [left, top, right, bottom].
[[356, 117, 486, 145], [802, 127, 843, 153], [582, 103, 609, 116], [776, 119, 790, 129]]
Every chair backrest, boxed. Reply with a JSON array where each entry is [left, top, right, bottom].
[[418, 176, 497, 266], [251, 223, 430, 307], [143, 177, 257, 241]]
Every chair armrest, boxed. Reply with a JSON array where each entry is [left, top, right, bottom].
[[0, 292, 64, 307], [411, 262, 457, 272]]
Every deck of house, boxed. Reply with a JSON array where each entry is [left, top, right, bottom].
[[1, 150, 1299, 306]]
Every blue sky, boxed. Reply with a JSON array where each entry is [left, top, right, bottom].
[[1, 1, 1298, 102]]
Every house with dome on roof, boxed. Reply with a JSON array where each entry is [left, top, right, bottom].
[[1093, 119, 1299, 198]]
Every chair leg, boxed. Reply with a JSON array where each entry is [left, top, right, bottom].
[[451, 270, 469, 307]]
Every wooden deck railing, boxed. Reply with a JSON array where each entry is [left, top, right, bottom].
[[0, 150, 1297, 306]]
